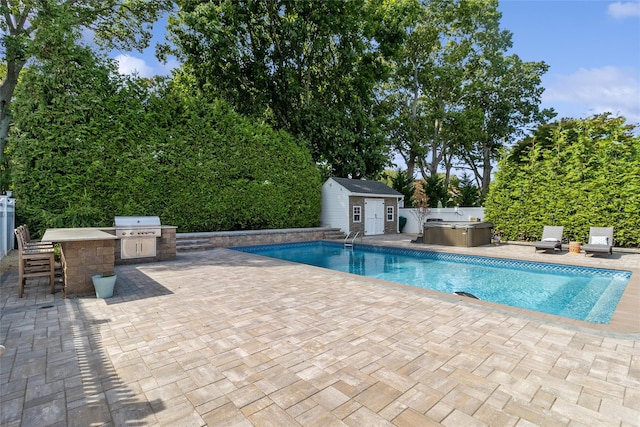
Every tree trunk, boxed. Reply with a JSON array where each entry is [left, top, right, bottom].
[[0, 60, 25, 164], [442, 149, 453, 195], [427, 117, 444, 178], [481, 144, 493, 196], [405, 155, 416, 182]]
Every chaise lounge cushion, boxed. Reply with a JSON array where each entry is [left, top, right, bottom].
[[589, 236, 608, 245]]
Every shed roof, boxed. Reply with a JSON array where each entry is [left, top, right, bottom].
[[330, 177, 403, 197]]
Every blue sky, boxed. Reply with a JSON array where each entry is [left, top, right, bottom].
[[499, 0, 640, 124], [113, 0, 640, 125]]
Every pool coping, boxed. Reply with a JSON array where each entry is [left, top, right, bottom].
[[363, 241, 640, 336], [233, 240, 640, 336]]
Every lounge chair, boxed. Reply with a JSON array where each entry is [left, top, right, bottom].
[[534, 226, 564, 252], [582, 227, 614, 256]]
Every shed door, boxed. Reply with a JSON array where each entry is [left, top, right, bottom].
[[364, 199, 385, 235]]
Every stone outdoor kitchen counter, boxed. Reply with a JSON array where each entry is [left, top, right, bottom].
[[42, 228, 118, 297], [41, 226, 177, 297]]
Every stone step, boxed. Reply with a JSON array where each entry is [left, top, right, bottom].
[[177, 243, 217, 252], [177, 239, 210, 246], [325, 235, 347, 240], [324, 230, 347, 240], [176, 237, 215, 252]]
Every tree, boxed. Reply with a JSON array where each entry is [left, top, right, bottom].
[[458, 51, 554, 196], [410, 179, 430, 233], [165, 0, 390, 178], [0, 0, 172, 163], [381, 168, 414, 207], [374, 0, 426, 181], [485, 114, 640, 247], [380, 0, 551, 195], [456, 172, 481, 207], [423, 174, 449, 208], [10, 46, 322, 235], [381, 0, 493, 184]]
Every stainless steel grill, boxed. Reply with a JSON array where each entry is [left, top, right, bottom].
[[114, 216, 162, 259]]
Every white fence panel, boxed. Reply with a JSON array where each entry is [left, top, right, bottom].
[[1, 194, 16, 258], [399, 207, 486, 234]]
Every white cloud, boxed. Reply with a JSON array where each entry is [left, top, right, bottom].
[[114, 53, 179, 78], [114, 54, 154, 78], [608, 2, 640, 19], [543, 66, 640, 124]]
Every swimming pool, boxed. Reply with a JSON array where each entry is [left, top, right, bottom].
[[233, 241, 632, 324]]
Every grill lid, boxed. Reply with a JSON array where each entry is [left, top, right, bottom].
[[114, 216, 161, 238], [114, 216, 161, 228]]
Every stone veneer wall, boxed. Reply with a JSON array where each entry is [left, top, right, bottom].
[[156, 228, 177, 260], [383, 197, 399, 234], [348, 197, 366, 236], [180, 228, 332, 248], [61, 239, 114, 296]]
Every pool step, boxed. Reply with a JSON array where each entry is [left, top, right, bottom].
[[559, 277, 613, 322], [581, 277, 623, 323]]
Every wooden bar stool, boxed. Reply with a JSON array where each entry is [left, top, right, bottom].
[[14, 227, 56, 297]]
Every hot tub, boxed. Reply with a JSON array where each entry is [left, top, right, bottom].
[[423, 222, 493, 247]]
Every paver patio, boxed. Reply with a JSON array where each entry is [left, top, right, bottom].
[[1, 236, 639, 426]]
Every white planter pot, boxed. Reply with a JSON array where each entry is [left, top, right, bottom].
[[91, 274, 117, 298]]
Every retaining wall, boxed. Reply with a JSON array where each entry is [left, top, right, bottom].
[[178, 227, 337, 248]]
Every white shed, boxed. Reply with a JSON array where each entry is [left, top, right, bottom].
[[321, 177, 404, 236]]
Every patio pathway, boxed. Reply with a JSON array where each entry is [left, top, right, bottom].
[[1, 236, 639, 426]]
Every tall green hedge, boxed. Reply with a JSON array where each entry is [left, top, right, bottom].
[[485, 115, 640, 247], [9, 49, 321, 235]]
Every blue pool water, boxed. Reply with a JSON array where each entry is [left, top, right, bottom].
[[233, 241, 632, 324]]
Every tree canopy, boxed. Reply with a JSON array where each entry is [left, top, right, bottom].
[[165, 0, 391, 178], [0, 0, 172, 163], [379, 0, 552, 195], [485, 114, 640, 247], [9, 46, 321, 235]]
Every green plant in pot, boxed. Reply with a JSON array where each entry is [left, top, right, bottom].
[[91, 272, 117, 299]]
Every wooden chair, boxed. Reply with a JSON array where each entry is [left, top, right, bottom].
[[14, 227, 56, 298], [16, 224, 54, 249]]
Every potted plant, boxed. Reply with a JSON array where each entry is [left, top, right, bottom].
[[91, 272, 117, 298]]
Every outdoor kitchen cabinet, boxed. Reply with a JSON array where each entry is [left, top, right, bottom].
[[120, 236, 156, 259]]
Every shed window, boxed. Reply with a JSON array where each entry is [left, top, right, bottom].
[[353, 206, 362, 223], [386, 206, 394, 221]]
